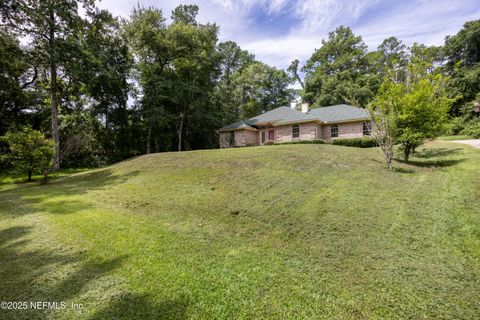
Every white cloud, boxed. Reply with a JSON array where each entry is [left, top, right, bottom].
[[241, 0, 480, 68], [355, 0, 480, 49], [95, 0, 480, 69], [292, 0, 380, 35]]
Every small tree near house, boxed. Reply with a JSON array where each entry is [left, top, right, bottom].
[[369, 62, 451, 168], [1, 128, 54, 183], [396, 70, 451, 161], [368, 81, 401, 170]]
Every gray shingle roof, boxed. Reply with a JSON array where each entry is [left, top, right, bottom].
[[247, 106, 306, 125], [219, 104, 369, 131], [307, 104, 369, 123], [220, 120, 255, 131]]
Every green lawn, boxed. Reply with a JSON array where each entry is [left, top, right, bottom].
[[0, 142, 479, 319], [437, 135, 474, 141]]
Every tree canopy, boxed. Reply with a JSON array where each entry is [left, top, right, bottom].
[[303, 26, 377, 108]]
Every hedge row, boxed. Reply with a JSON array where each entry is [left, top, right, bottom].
[[331, 137, 377, 148], [256, 138, 377, 147], [275, 139, 325, 145]]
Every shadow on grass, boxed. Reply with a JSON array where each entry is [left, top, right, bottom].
[[413, 147, 463, 159], [88, 293, 189, 320], [395, 147, 466, 168], [0, 169, 140, 217], [0, 168, 90, 189], [0, 226, 32, 246], [0, 225, 188, 319], [0, 225, 127, 320], [395, 158, 465, 168], [42, 169, 141, 196]]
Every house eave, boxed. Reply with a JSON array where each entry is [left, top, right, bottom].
[[273, 119, 321, 126], [218, 127, 258, 132], [322, 117, 371, 125]]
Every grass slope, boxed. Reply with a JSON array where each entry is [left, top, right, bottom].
[[0, 142, 479, 319]]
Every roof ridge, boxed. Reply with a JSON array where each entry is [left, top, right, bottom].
[[220, 104, 369, 131]]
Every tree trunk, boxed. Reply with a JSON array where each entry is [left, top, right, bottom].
[[177, 111, 184, 152], [404, 146, 410, 162], [42, 171, 48, 185], [386, 150, 393, 170], [27, 170, 32, 182], [294, 72, 305, 90], [146, 123, 151, 154], [49, 8, 60, 171]]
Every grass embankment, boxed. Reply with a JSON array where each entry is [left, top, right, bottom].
[[0, 141, 479, 319]]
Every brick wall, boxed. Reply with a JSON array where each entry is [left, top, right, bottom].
[[220, 130, 258, 148], [237, 130, 258, 146], [275, 122, 319, 143], [219, 132, 232, 148], [321, 121, 365, 141]]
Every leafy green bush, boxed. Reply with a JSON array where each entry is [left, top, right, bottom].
[[1, 127, 54, 182], [446, 117, 466, 135], [276, 139, 325, 145], [331, 137, 377, 148], [462, 119, 480, 138]]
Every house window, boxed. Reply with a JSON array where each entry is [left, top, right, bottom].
[[331, 125, 339, 138], [229, 131, 235, 145], [268, 130, 274, 141], [261, 131, 266, 144], [363, 121, 372, 136], [292, 125, 300, 138]]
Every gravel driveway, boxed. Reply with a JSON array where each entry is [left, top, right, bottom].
[[449, 139, 480, 149]]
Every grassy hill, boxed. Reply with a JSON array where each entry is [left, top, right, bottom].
[[0, 142, 479, 319]]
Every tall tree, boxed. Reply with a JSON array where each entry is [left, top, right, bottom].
[[287, 59, 304, 90], [377, 36, 408, 82], [302, 26, 375, 108], [0, 0, 95, 170], [443, 20, 480, 116], [126, 5, 221, 152], [168, 5, 220, 151], [79, 10, 132, 161], [125, 7, 169, 154], [0, 29, 33, 135], [234, 61, 292, 118], [216, 41, 254, 123]]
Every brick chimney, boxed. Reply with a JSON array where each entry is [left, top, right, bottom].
[[301, 103, 309, 113]]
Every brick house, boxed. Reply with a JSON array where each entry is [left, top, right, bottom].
[[219, 104, 372, 148]]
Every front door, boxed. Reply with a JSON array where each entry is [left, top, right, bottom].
[[261, 131, 266, 144], [268, 130, 274, 142]]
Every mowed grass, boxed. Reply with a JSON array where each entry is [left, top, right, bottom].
[[437, 135, 474, 141], [0, 142, 479, 319]]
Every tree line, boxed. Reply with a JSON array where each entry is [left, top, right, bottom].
[[0, 1, 479, 177], [0, 1, 293, 174]]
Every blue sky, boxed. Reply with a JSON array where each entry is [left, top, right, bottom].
[[97, 0, 480, 69]]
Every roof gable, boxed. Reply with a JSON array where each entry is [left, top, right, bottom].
[[247, 106, 306, 125], [220, 120, 255, 131]]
